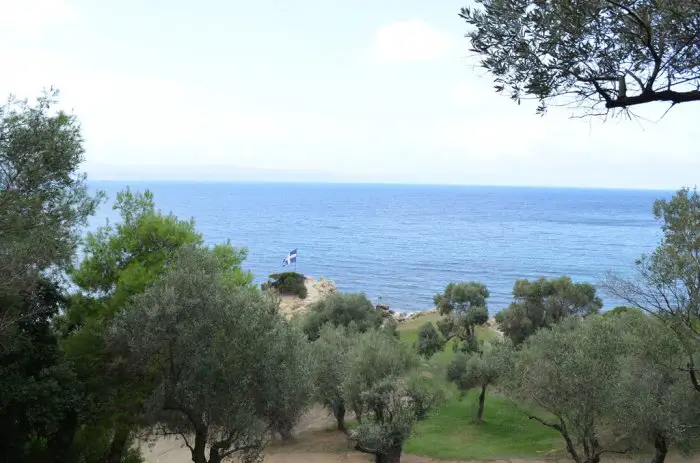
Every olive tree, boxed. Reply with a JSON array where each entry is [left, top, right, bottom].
[[446, 340, 513, 423], [311, 325, 356, 433], [109, 246, 311, 463], [302, 292, 387, 341], [259, 319, 314, 441], [460, 0, 700, 117], [507, 313, 699, 463], [63, 188, 252, 462], [417, 282, 490, 357], [345, 329, 418, 423], [605, 187, 700, 391], [495, 276, 602, 344], [352, 376, 444, 463], [613, 316, 700, 463], [507, 315, 625, 463]]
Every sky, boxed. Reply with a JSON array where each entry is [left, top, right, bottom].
[[2, 0, 699, 189]]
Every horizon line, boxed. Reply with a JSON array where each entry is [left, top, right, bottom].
[[86, 178, 677, 192]]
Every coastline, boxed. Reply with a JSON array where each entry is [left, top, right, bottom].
[[274, 275, 504, 337]]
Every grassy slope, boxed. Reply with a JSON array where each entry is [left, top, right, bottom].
[[397, 313, 562, 460]]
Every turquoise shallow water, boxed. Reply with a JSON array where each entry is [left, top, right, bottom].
[[88, 181, 668, 313]]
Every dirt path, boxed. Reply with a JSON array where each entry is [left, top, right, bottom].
[[140, 406, 561, 463], [142, 428, 700, 463]]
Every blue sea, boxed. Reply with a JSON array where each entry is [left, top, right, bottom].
[[88, 182, 670, 314]]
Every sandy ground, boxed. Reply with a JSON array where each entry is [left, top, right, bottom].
[[139, 405, 338, 463], [277, 277, 336, 318]]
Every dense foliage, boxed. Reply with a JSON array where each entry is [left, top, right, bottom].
[[0, 280, 81, 463], [0, 89, 101, 347], [505, 313, 700, 463], [302, 292, 387, 340], [345, 329, 418, 423], [495, 276, 602, 344], [312, 324, 437, 463], [353, 376, 444, 463], [110, 247, 312, 463], [0, 91, 102, 462], [605, 187, 700, 391], [311, 325, 356, 432], [263, 272, 308, 298], [460, 0, 700, 116], [60, 187, 254, 462]]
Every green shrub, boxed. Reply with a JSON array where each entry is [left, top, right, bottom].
[[602, 306, 645, 318], [302, 293, 385, 341], [263, 272, 308, 298]]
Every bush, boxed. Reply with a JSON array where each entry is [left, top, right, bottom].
[[603, 306, 644, 317], [263, 272, 308, 299], [302, 293, 384, 341], [416, 322, 444, 359]]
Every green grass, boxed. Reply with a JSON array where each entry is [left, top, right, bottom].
[[398, 313, 501, 367], [397, 313, 563, 460], [404, 389, 561, 460]]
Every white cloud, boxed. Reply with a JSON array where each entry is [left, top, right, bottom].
[[370, 20, 453, 64], [0, 0, 78, 33]]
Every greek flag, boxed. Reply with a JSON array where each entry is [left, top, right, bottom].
[[283, 249, 297, 266]]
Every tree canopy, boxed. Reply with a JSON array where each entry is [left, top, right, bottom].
[[417, 282, 490, 358], [460, 0, 700, 116], [495, 276, 602, 344], [110, 246, 311, 463], [0, 89, 101, 346], [311, 325, 357, 432], [61, 188, 253, 462], [446, 340, 512, 423], [613, 315, 700, 463], [605, 187, 700, 391], [353, 376, 444, 463], [302, 292, 388, 341], [0, 280, 82, 463], [345, 329, 418, 423], [505, 313, 700, 463]]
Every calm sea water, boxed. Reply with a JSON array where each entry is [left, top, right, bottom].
[[88, 182, 670, 313]]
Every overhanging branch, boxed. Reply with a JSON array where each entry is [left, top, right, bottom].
[[606, 89, 700, 108]]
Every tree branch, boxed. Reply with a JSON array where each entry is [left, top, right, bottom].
[[605, 0, 662, 90], [178, 432, 194, 454], [606, 89, 700, 108], [626, 70, 645, 89], [528, 414, 562, 431], [163, 397, 205, 435]]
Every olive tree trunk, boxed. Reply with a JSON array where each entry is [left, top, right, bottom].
[[650, 434, 668, 463], [191, 427, 208, 463], [375, 445, 402, 463], [476, 384, 487, 423], [333, 403, 347, 433]]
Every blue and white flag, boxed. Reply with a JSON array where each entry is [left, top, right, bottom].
[[283, 249, 297, 266]]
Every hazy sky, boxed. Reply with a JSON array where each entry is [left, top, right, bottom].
[[2, 0, 698, 189]]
